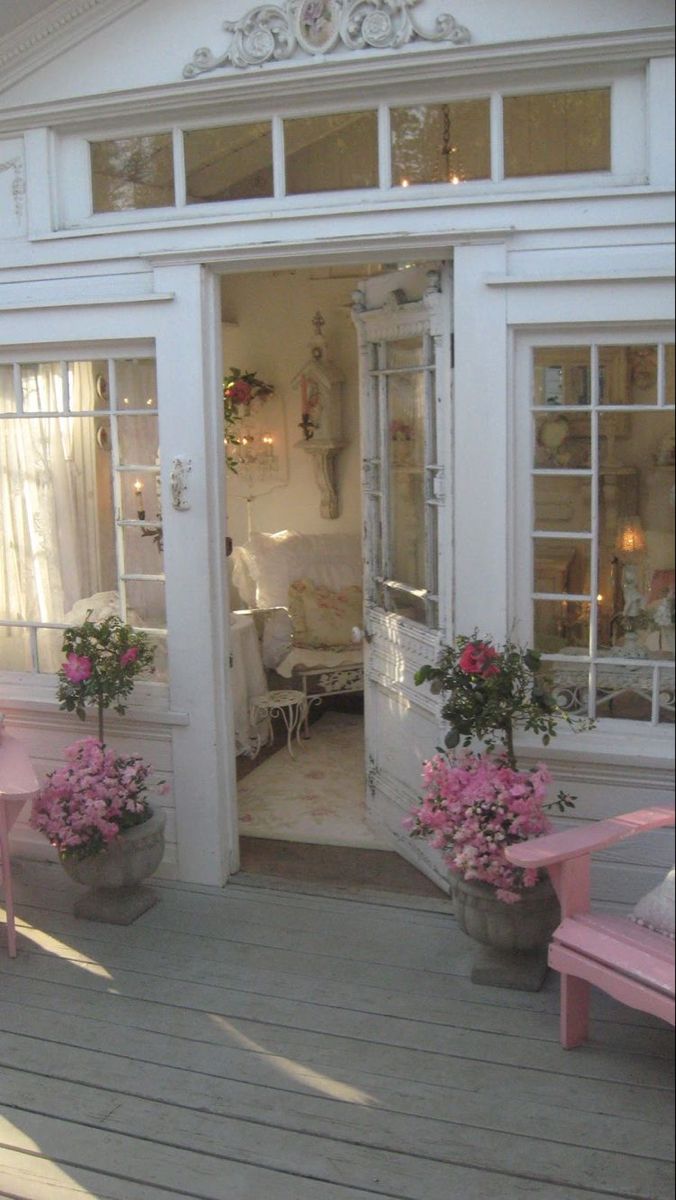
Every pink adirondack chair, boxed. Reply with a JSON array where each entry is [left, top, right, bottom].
[[506, 808, 676, 1048], [0, 733, 40, 958]]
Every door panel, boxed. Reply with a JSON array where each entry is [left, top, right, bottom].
[[353, 264, 453, 889]]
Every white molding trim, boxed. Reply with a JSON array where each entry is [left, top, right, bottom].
[[183, 0, 470, 77], [486, 267, 675, 287], [0, 26, 673, 131], [0, 0, 147, 96], [0, 292, 175, 312]]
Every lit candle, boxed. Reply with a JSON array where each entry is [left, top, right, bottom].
[[133, 480, 145, 520]]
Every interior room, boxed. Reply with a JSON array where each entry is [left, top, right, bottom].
[[221, 263, 387, 851]]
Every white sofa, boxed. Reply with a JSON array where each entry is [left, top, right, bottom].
[[230, 530, 364, 701]]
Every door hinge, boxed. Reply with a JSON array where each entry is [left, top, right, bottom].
[[367, 756, 377, 796]]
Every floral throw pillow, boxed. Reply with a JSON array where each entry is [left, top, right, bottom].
[[288, 579, 363, 648]]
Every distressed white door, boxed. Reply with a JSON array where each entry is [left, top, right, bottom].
[[353, 263, 453, 890]]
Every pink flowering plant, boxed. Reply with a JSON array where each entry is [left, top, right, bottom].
[[32, 738, 156, 862], [32, 616, 163, 861], [409, 633, 590, 902], [57, 614, 155, 745], [223, 368, 273, 472]]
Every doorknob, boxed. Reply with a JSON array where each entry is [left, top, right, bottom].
[[352, 626, 373, 645]]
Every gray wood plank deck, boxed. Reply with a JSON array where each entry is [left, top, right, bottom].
[[1, 860, 674, 1200]]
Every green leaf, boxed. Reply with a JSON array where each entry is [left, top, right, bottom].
[[414, 665, 433, 686], [444, 728, 460, 749]]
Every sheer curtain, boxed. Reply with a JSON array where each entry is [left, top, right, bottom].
[[0, 362, 102, 669]]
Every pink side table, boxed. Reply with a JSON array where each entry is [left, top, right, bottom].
[[0, 733, 39, 957]]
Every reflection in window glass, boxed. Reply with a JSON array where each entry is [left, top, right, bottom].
[[599, 345, 657, 405], [504, 89, 610, 177], [0, 357, 166, 676], [184, 123, 273, 204], [0, 366, 15, 413], [391, 100, 490, 187], [115, 359, 157, 410], [388, 367, 426, 594], [531, 346, 675, 725], [91, 134, 175, 213], [666, 345, 675, 407], [284, 112, 378, 194], [533, 347, 590, 407]]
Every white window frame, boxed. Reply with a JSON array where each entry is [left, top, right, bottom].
[[0, 341, 168, 705], [54, 66, 646, 231], [513, 328, 675, 749]]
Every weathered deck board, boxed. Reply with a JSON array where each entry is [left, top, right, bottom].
[[0, 861, 674, 1200]]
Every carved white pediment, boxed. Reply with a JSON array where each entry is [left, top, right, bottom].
[[183, 0, 470, 76]]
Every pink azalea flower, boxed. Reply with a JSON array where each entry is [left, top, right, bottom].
[[62, 653, 92, 683]]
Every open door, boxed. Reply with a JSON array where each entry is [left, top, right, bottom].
[[353, 263, 453, 890]]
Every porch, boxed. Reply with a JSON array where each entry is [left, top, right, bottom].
[[0, 859, 673, 1200]]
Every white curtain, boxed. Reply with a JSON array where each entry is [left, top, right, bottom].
[[0, 362, 101, 668]]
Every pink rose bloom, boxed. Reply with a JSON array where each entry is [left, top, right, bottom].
[[226, 379, 252, 407], [458, 641, 501, 677], [62, 653, 92, 683], [120, 646, 139, 667]]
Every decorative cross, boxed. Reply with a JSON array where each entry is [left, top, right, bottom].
[[312, 311, 326, 337]]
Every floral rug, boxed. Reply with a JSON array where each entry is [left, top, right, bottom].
[[237, 712, 389, 848]]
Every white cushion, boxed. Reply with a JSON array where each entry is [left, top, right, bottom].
[[239, 530, 361, 608], [631, 868, 675, 940]]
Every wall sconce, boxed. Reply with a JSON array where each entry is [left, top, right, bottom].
[[616, 515, 646, 557]]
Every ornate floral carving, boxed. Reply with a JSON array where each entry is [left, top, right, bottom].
[[183, 0, 470, 76]]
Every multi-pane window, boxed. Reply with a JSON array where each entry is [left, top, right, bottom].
[[530, 342, 675, 725], [0, 356, 167, 679], [87, 85, 614, 213], [364, 332, 440, 628]]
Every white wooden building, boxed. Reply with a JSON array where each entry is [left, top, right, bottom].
[[0, 0, 674, 897]]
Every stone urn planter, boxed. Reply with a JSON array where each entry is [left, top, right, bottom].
[[452, 873, 561, 991], [61, 808, 166, 925]]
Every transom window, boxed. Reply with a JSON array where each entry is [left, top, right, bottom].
[[88, 86, 612, 214], [0, 356, 167, 678], [528, 342, 675, 725]]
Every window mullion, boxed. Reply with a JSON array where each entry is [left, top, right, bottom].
[[378, 103, 391, 191], [108, 359, 127, 623], [272, 115, 286, 200], [173, 126, 187, 209]]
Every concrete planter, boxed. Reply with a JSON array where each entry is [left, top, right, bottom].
[[452, 874, 560, 953], [61, 808, 166, 924]]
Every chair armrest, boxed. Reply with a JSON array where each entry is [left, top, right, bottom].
[[506, 807, 675, 869]]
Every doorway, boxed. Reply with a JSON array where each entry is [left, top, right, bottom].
[[221, 259, 453, 889]]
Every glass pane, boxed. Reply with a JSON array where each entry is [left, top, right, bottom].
[[147, 632, 169, 683], [0, 365, 15, 412], [0, 627, 31, 671], [599, 345, 657, 405], [284, 112, 378, 194], [20, 363, 65, 412], [68, 361, 110, 412], [384, 586, 427, 624], [122, 524, 164, 579], [120, 468, 161, 522], [117, 415, 159, 466], [185, 123, 273, 203], [125, 580, 166, 630], [0, 415, 116, 623], [36, 627, 66, 674], [534, 475, 591, 532], [595, 661, 653, 722], [504, 89, 610, 178], [534, 600, 588, 653], [115, 359, 157, 410], [391, 100, 490, 186], [533, 538, 590, 596], [385, 337, 428, 370], [387, 370, 426, 593], [533, 347, 591, 407], [91, 135, 175, 212], [598, 410, 675, 657], [666, 345, 675, 407], [534, 412, 591, 468], [659, 668, 675, 724]]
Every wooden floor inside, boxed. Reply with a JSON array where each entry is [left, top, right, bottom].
[[0, 859, 674, 1200]]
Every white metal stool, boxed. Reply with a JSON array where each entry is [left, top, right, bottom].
[[249, 689, 310, 759]]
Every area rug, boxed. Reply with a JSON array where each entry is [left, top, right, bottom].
[[237, 711, 389, 848]]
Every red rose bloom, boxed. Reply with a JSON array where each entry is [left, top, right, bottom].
[[458, 641, 501, 677], [225, 379, 252, 407]]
